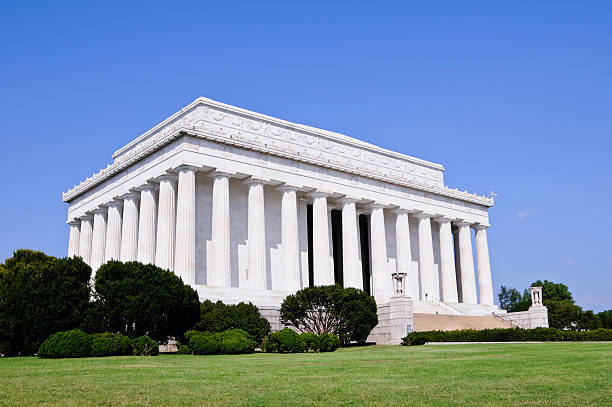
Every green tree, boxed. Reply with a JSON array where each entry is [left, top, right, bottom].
[[596, 310, 612, 329], [93, 261, 200, 343], [545, 300, 582, 330], [0, 250, 91, 356], [498, 286, 530, 312], [195, 300, 270, 343], [531, 280, 573, 302], [280, 285, 378, 345]]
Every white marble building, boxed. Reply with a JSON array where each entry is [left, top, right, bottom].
[[63, 97, 500, 319]]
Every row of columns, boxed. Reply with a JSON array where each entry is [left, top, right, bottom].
[[67, 167, 494, 305]]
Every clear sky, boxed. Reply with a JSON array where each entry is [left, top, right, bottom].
[[0, 1, 610, 311]]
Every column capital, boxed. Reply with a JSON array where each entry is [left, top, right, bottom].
[[243, 176, 269, 186], [433, 216, 454, 224], [92, 207, 107, 215], [412, 211, 435, 220], [103, 200, 123, 209], [392, 207, 412, 216], [309, 190, 331, 199], [277, 183, 302, 192], [120, 191, 141, 201], [210, 169, 234, 179], [338, 195, 359, 205], [79, 214, 94, 221], [472, 223, 490, 231], [67, 219, 81, 227], [367, 202, 388, 211], [156, 172, 178, 183], [453, 220, 473, 228], [174, 164, 199, 173], [134, 182, 157, 192]]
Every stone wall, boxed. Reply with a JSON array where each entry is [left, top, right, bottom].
[[367, 297, 414, 345], [502, 305, 549, 329]]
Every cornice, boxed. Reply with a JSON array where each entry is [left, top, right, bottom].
[[63, 98, 494, 207]]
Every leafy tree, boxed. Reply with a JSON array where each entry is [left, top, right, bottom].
[[596, 310, 612, 329], [0, 250, 91, 356], [195, 300, 270, 344], [280, 285, 378, 345], [93, 261, 200, 343], [545, 300, 582, 330], [531, 280, 573, 303], [498, 286, 530, 312]]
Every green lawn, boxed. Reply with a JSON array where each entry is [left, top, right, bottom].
[[1, 343, 610, 406]]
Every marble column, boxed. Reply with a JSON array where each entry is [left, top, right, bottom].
[[246, 178, 266, 290], [474, 225, 494, 305], [90, 208, 107, 271], [280, 186, 300, 292], [456, 221, 477, 304], [369, 204, 389, 300], [435, 217, 458, 303], [210, 172, 231, 287], [311, 191, 333, 285], [120, 192, 139, 262], [137, 185, 157, 265], [394, 209, 413, 296], [340, 198, 362, 290], [67, 220, 80, 258], [155, 175, 177, 271], [78, 215, 93, 265], [104, 201, 122, 262], [174, 167, 196, 285], [415, 213, 438, 302]]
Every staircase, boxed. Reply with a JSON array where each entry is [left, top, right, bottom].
[[413, 313, 514, 331]]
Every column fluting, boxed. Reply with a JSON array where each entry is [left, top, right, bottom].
[[120, 192, 139, 262], [369, 204, 389, 300], [415, 213, 438, 302], [474, 225, 494, 305], [311, 191, 333, 285], [155, 175, 177, 271], [78, 215, 93, 265], [394, 209, 413, 297], [104, 201, 123, 262], [456, 221, 477, 304], [280, 186, 300, 292], [174, 167, 196, 285], [137, 185, 157, 265], [68, 220, 80, 258], [340, 198, 362, 290], [90, 208, 107, 272], [246, 178, 267, 290], [435, 217, 458, 303], [210, 172, 231, 287]]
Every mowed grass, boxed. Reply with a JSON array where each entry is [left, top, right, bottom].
[[1, 343, 611, 406]]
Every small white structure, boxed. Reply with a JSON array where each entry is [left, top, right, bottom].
[[62, 97, 543, 342]]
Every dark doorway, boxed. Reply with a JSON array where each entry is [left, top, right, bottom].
[[358, 214, 371, 296], [452, 226, 462, 302], [330, 209, 343, 287], [307, 204, 314, 287]]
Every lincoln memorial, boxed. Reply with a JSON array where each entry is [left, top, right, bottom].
[[64, 97, 543, 341]]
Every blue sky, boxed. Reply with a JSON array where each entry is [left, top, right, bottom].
[[0, 1, 610, 311]]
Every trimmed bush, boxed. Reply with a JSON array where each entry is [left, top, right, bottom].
[[37, 329, 92, 358], [91, 333, 133, 357], [133, 336, 159, 356], [300, 332, 319, 351], [401, 327, 612, 345], [196, 300, 271, 344], [183, 329, 256, 355], [317, 333, 341, 352], [263, 328, 305, 353]]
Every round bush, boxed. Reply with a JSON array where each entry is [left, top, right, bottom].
[[264, 328, 305, 353], [300, 332, 319, 352], [133, 335, 159, 356], [37, 329, 92, 358], [187, 331, 218, 355], [91, 333, 133, 357], [217, 329, 256, 354], [317, 333, 340, 352]]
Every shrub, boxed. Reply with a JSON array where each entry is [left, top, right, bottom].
[[280, 285, 378, 345], [37, 329, 92, 358], [93, 261, 200, 344], [263, 328, 305, 353], [196, 300, 271, 344], [300, 332, 319, 351], [317, 333, 341, 352], [0, 250, 91, 356], [133, 336, 159, 356], [401, 327, 612, 345], [91, 333, 133, 357], [183, 329, 256, 355]]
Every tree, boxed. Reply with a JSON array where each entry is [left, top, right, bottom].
[[545, 300, 582, 330], [531, 280, 573, 303], [498, 286, 530, 312], [280, 285, 378, 345], [93, 261, 200, 343], [596, 310, 612, 329], [0, 250, 91, 356], [195, 300, 270, 343]]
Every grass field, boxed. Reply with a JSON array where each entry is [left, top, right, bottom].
[[1, 343, 611, 406]]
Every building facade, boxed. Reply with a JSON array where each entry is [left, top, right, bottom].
[[63, 97, 501, 323]]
